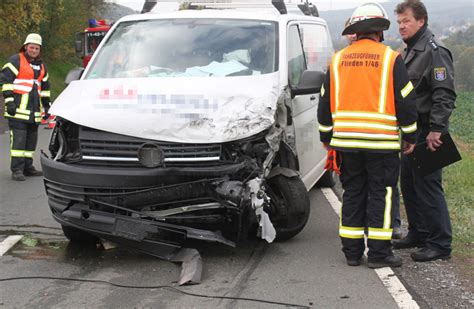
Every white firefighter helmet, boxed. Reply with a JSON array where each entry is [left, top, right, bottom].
[[342, 2, 390, 35], [23, 33, 42, 46]]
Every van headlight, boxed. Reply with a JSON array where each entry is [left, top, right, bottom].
[[223, 130, 270, 163], [49, 118, 81, 162]]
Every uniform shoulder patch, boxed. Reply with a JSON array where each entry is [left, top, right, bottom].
[[434, 67, 446, 81]]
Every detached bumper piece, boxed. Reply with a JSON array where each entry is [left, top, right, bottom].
[[53, 203, 218, 285], [54, 204, 233, 252]]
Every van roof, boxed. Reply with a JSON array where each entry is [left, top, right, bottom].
[[119, 8, 327, 25]]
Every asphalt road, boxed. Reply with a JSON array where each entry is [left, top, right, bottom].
[[0, 126, 400, 308]]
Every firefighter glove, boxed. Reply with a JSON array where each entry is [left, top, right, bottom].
[[6, 101, 16, 116], [324, 149, 341, 175]]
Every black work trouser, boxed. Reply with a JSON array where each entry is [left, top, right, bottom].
[[8, 120, 39, 173], [400, 129, 452, 254], [391, 186, 401, 228], [339, 151, 399, 260]]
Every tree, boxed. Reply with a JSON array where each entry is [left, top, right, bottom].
[[0, 0, 106, 62], [0, 0, 43, 53], [455, 47, 474, 91], [445, 26, 474, 91]]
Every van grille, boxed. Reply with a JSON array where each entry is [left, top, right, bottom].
[[78, 126, 222, 167]]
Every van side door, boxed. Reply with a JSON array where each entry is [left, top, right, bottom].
[[287, 23, 332, 189], [287, 23, 319, 187], [298, 22, 334, 186]]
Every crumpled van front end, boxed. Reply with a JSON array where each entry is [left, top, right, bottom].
[[41, 76, 300, 257], [41, 13, 317, 257]]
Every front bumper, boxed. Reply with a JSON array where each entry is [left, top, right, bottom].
[[41, 152, 252, 254], [41, 151, 247, 188]]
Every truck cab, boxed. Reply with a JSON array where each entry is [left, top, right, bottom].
[[74, 19, 111, 68]]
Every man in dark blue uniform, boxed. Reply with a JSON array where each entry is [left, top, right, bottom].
[[392, 0, 456, 262]]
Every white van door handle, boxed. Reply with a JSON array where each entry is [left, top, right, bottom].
[[310, 95, 316, 101]]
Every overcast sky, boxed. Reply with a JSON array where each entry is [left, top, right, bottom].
[[111, 0, 390, 12]]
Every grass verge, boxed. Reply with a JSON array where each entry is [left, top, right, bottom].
[[47, 61, 77, 100], [446, 91, 474, 272]]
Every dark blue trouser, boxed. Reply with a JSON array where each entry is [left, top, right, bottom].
[[400, 131, 452, 254], [339, 151, 399, 260], [8, 120, 38, 173]]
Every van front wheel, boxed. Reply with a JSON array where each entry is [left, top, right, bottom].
[[266, 175, 310, 242]]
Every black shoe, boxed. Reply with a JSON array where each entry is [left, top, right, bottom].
[[411, 248, 451, 262], [368, 255, 402, 269], [12, 171, 26, 181], [24, 167, 43, 177], [347, 259, 361, 266], [392, 234, 425, 249], [392, 227, 402, 240]]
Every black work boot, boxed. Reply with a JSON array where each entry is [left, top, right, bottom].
[[367, 255, 402, 269], [392, 233, 425, 249], [346, 258, 361, 266], [24, 166, 43, 177], [12, 171, 26, 181], [411, 247, 451, 262]]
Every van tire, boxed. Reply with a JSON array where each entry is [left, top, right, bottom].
[[62, 225, 98, 244], [316, 170, 336, 188], [266, 175, 310, 242]]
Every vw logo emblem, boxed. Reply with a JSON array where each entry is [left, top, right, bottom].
[[137, 143, 164, 168]]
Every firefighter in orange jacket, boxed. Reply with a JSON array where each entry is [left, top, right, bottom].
[[317, 3, 418, 268], [1, 33, 51, 181]]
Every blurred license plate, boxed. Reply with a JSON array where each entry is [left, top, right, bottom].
[[113, 218, 147, 241]]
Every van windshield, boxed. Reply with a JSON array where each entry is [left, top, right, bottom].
[[85, 19, 278, 79]]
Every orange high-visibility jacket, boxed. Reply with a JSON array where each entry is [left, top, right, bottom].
[[2, 52, 49, 123], [13, 52, 46, 95], [328, 39, 403, 151]]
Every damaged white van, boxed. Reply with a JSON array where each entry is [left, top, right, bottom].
[[41, 1, 334, 258]]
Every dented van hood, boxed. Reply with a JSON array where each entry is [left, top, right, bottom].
[[50, 73, 280, 143]]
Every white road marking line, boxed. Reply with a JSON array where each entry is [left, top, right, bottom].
[[320, 188, 419, 309], [321, 187, 341, 217], [375, 268, 419, 309], [0, 235, 24, 256]]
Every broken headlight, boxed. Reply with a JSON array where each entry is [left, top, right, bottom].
[[49, 118, 81, 162], [223, 130, 270, 164]]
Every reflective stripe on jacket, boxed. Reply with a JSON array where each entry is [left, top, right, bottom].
[[329, 39, 401, 151]]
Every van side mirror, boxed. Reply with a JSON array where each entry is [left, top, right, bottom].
[[75, 41, 82, 54], [291, 70, 326, 97], [65, 67, 84, 86]]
